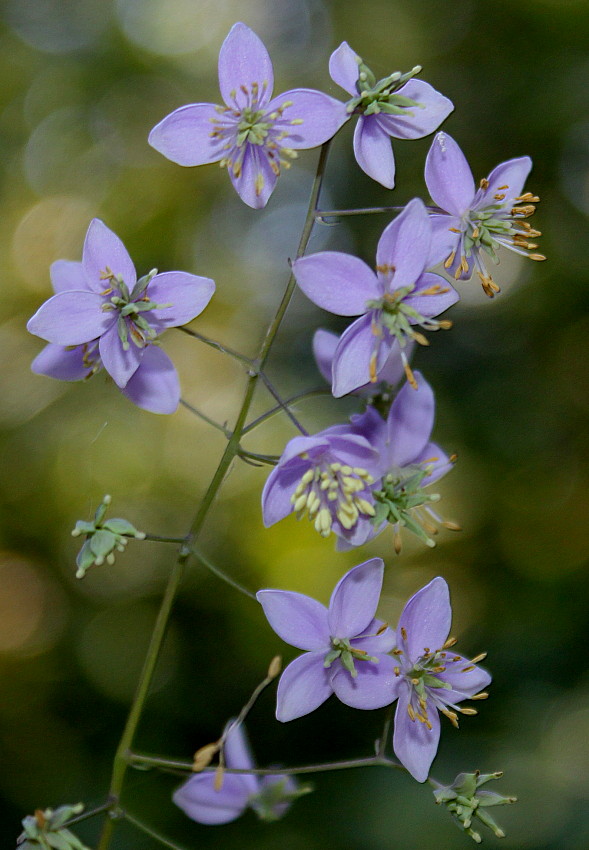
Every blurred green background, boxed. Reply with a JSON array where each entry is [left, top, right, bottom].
[[1, 1, 588, 848]]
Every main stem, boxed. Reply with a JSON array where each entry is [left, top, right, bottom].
[[97, 142, 331, 849]]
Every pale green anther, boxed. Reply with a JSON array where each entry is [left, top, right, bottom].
[[117, 315, 129, 350], [72, 496, 145, 579], [301, 469, 314, 485], [131, 268, 158, 299]]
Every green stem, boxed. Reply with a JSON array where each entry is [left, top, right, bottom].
[[315, 203, 442, 222], [179, 398, 232, 436], [237, 448, 279, 466], [192, 546, 257, 600], [242, 387, 329, 434], [258, 371, 309, 435], [97, 141, 331, 849], [124, 810, 189, 850]]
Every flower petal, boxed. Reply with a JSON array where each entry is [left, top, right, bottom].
[[331, 654, 399, 709], [147, 272, 215, 328], [148, 103, 227, 167], [376, 198, 431, 288], [328, 559, 385, 638], [27, 291, 113, 346], [427, 214, 462, 267], [218, 23, 274, 109], [269, 89, 348, 149], [82, 219, 136, 293], [425, 132, 475, 217], [328, 42, 361, 96], [99, 322, 143, 388], [476, 156, 533, 209], [50, 260, 87, 293], [173, 773, 251, 825], [404, 272, 459, 319], [31, 343, 95, 381], [387, 371, 435, 467], [397, 577, 451, 662], [413, 441, 453, 486], [313, 328, 337, 384], [393, 685, 441, 782], [276, 651, 333, 721], [439, 655, 492, 702], [352, 620, 396, 655], [293, 252, 380, 316], [121, 346, 180, 414], [256, 590, 330, 651], [353, 115, 396, 188], [229, 144, 278, 209], [220, 722, 258, 796], [379, 79, 453, 141], [332, 313, 392, 398]]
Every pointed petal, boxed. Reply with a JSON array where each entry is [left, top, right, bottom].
[[220, 722, 257, 795], [329, 42, 361, 96], [31, 343, 94, 381], [173, 773, 251, 824], [276, 652, 333, 721], [148, 103, 227, 166], [261, 461, 310, 526], [428, 214, 461, 267], [398, 577, 451, 662], [293, 252, 379, 316], [147, 272, 215, 328], [328, 558, 384, 638], [379, 79, 453, 141], [256, 590, 330, 651], [218, 23, 274, 109], [348, 406, 388, 454], [376, 198, 431, 287], [387, 371, 434, 467], [27, 292, 112, 345], [229, 144, 278, 209], [439, 655, 492, 702], [50, 260, 87, 293], [331, 654, 399, 709], [332, 313, 391, 398], [393, 686, 441, 782], [404, 272, 459, 318], [353, 116, 396, 188], [99, 322, 142, 388], [413, 441, 452, 486], [269, 89, 348, 149], [313, 329, 337, 383], [121, 346, 179, 414], [82, 219, 136, 293], [476, 156, 533, 208], [425, 132, 475, 216], [352, 621, 396, 655]]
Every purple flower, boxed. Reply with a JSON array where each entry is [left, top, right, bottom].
[[257, 559, 396, 721], [329, 42, 453, 188], [388, 577, 492, 782], [261, 428, 382, 547], [27, 219, 215, 410], [425, 132, 545, 296], [293, 199, 459, 396], [174, 721, 300, 824], [149, 23, 348, 209]]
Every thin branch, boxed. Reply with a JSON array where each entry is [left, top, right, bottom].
[[258, 372, 309, 435], [243, 387, 329, 435], [315, 204, 443, 223], [377, 704, 395, 758], [177, 326, 253, 365], [237, 448, 279, 466], [142, 534, 186, 545], [192, 546, 257, 600], [180, 398, 232, 437], [124, 810, 189, 850], [62, 801, 116, 828]]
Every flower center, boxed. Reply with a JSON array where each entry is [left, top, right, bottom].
[[290, 461, 375, 537], [100, 267, 169, 351], [346, 61, 424, 117], [323, 636, 378, 678], [236, 107, 270, 146]]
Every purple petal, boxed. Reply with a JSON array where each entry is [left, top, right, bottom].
[[347, 406, 388, 455], [256, 590, 330, 651], [276, 652, 333, 722], [269, 89, 348, 149], [220, 722, 258, 797], [82, 219, 136, 293], [313, 329, 337, 383], [147, 272, 215, 328], [27, 291, 113, 346], [376, 199, 431, 289], [332, 313, 392, 398], [425, 133, 474, 216], [148, 103, 227, 167], [353, 116, 396, 188], [31, 343, 94, 381], [293, 252, 380, 317], [393, 685, 441, 782], [413, 441, 452, 486], [218, 23, 274, 109], [329, 42, 361, 96], [475, 156, 533, 209], [50, 260, 87, 293], [379, 79, 453, 141], [173, 773, 251, 825], [428, 214, 462, 267], [352, 621, 396, 655], [439, 655, 492, 702], [121, 346, 180, 414], [397, 577, 451, 662], [331, 654, 399, 709], [328, 559, 384, 638], [261, 461, 309, 526], [404, 272, 459, 318], [324, 433, 381, 476], [229, 144, 278, 209], [99, 322, 142, 388], [276, 433, 332, 466], [387, 371, 434, 467]]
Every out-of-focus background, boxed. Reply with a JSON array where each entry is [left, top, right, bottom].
[[1, 1, 588, 848]]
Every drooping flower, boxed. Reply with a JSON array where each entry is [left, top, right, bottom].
[[257, 559, 396, 721], [17, 803, 90, 850], [174, 721, 304, 824], [293, 199, 459, 396], [27, 219, 215, 411], [261, 428, 381, 546], [329, 41, 453, 188], [149, 23, 348, 209], [388, 577, 492, 782], [434, 771, 517, 843], [425, 131, 545, 296]]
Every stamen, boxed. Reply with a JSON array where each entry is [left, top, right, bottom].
[[444, 250, 456, 269], [442, 637, 457, 649], [470, 652, 487, 664], [471, 691, 489, 700]]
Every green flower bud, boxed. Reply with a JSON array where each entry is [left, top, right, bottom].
[[434, 771, 516, 843], [71, 496, 146, 578], [17, 803, 90, 850]]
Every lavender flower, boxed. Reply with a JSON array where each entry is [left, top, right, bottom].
[[149, 23, 348, 209], [257, 559, 396, 721], [174, 721, 302, 824], [329, 42, 453, 188], [293, 199, 459, 396], [261, 429, 381, 546], [27, 219, 215, 412], [425, 132, 545, 296], [389, 577, 491, 782]]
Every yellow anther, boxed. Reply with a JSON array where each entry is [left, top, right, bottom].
[[407, 704, 416, 721], [471, 691, 489, 700], [340, 465, 352, 475], [459, 707, 478, 716], [404, 361, 418, 390], [330, 462, 341, 472], [412, 331, 429, 346], [470, 652, 487, 664], [301, 469, 314, 485], [516, 192, 540, 203], [443, 520, 462, 531], [327, 491, 338, 502], [494, 193, 506, 201], [320, 478, 331, 491], [394, 666, 401, 676], [479, 178, 490, 189], [442, 636, 457, 649], [441, 708, 459, 728], [444, 250, 456, 269], [529, 253, 546, 261], [290, 118, 304, 125], [293, 493, 308, 512], [357, 499, 375, 516], [369, 352, 378, 383], [471, 227, 480, 239]]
